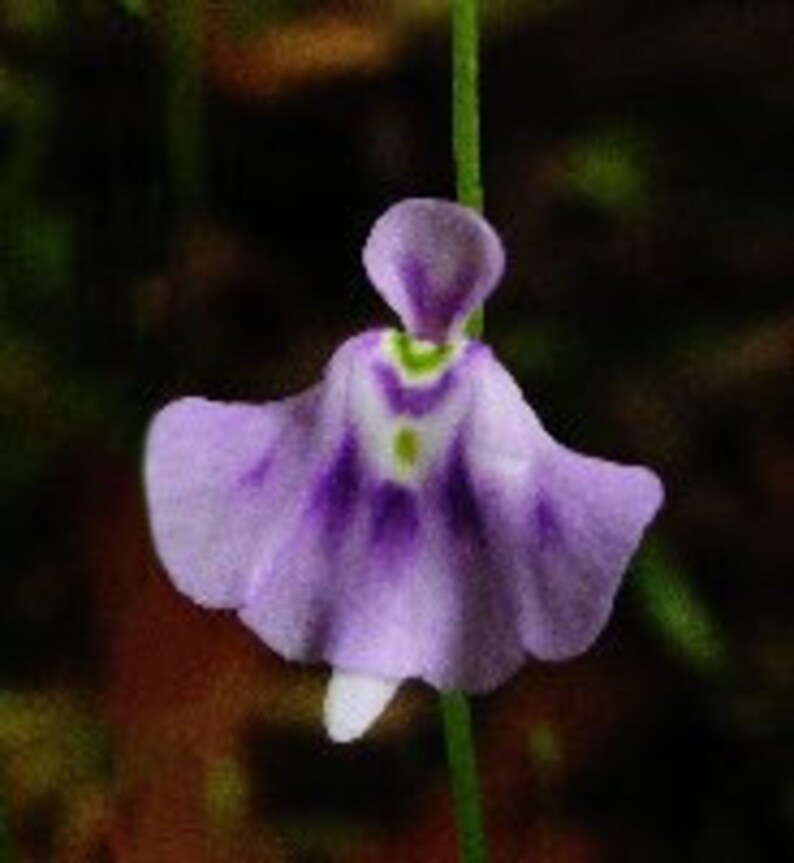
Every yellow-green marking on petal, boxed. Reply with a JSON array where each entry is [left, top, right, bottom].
[[390, 331, 455, 379], [393, 425, 421, 470]]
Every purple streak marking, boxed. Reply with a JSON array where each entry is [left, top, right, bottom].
[[400, 255, 480, 339], [370, 482, 420, 559], [533, 494, 562, 552], [442, 449, 485, 543], [374, 364, 455, 417], [311, 434, 360, 536], [401, 255, 429, 320], [239, 451, 273, 488]]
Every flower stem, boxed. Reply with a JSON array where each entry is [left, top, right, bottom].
[[440, 692, 488, 862], [166, 0, 205, 226], [453, 0, 483, 213], [441, 4, 489, 863], [453, 0, 485, 338]]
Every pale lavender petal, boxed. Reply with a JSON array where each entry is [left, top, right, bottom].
[[238, 431, 370, 660], [362, 199, 505, 342], [296, 349, 661, 690], [461, 351, 665, 666], [237, 333, 517, 688], [144, 334, 372, 611], [144, 389, 321, 608], [146, 323, 663, 695], [516, 447, 663, 660]]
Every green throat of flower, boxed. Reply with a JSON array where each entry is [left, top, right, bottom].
[[389, 331, 456, 379]]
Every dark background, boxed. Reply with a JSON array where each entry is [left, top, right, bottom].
[[0, 1, 791, 860]]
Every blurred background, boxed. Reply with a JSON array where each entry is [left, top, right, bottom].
[[0, 0, 791, 860]]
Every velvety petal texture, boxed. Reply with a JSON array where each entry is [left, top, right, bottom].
[[145, 327, 663, 693], [363, 199, 505, 342]]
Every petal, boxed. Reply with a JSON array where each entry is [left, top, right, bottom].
[[323, 670, 400, 743], [144, 334, 365, 611], [516, 446, 663, 660], [146, 329, 663, 696], [462, 351, 664, 664], [363, 199, 505, 343], [144, 388, 322, 608], [238, 434, 524, 689], [237, 335, 501, 686], [238, 431, 369, 660]]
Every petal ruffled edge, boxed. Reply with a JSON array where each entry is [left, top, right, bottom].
[[515, 447, 664, 660], [143, 388, 321, 609], [461, 349, 665, 664]]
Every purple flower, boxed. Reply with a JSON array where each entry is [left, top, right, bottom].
[[144, 199, 663, 742]]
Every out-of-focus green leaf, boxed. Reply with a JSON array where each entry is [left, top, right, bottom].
[[166, 0, 206, 225], [0, 323, 136, 513], [0, 768, 10, 863], [116, 0, 146, 16], [205, 757, 247, 829], [0, 693, 112, 861], [3, 0, 60, 34], [527, 722, 562, 771], [1, 208, 74, 307], [634, 541, 727, 676], [232, 0, 296, 39], [567, 131, 648, 214], [0, 693, 111, 792], [0, 72, 52, 206]]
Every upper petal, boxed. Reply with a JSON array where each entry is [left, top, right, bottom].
[[362, 199, 505, 343]]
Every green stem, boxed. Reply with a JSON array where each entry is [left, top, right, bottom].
[[440, 3, 489, 862], [453, 0, 484, 338], [452, 0, 483, 212], [166, 0, 205, 225], [440, 692, 488, 862]]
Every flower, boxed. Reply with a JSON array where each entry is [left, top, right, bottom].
[[144, 199, 664, 742]]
